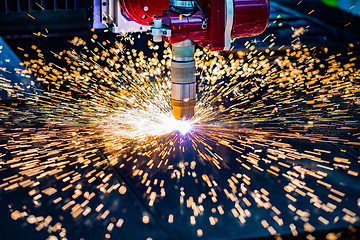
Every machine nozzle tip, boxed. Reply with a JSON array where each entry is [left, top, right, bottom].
[[172, 99, 196, 120]]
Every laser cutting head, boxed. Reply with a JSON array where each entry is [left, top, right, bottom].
[[94, 0, 270, 120], [171, 40, 196, 120]]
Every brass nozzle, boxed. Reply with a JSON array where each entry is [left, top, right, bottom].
[[172, 99, 196, 120]]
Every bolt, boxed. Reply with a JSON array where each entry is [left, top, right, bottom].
[[202, 22, 207, 29]]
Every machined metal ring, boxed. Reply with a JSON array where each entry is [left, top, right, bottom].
[[170, 0, 196, 13], [171, 82, 196, 101]]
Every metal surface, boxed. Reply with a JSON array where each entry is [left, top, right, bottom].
[[172, 39, 194, 61], [210, 0, 225, 50], [95, 0, 269, 49], [96, 0, 171, 33], [169, 0, 196, 14], [99, 0, 150, 33], [101, 0, 149, 33], [162, 10, 207, 44], [151, 18, 171, 42], [170, 0, 195, 9], [224, 0, 234, 50], [160, 0, 269, 50], [120, 0, 169, 25], [231, 0, 270, 38], [171, 82, 195, 100], [171, 99, 196, 119]]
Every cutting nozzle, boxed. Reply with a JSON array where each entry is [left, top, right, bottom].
[[171, 40, 196, 120], [172, 99, 196, 120]]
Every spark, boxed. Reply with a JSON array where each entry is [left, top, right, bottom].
[[175, 119, 193, 135], [0, 28, 359, 240]]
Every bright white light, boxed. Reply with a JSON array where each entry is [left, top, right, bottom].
[[175, 119, 192, 135], [94, 103, 193, 142]]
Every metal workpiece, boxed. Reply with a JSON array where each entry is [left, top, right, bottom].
[[171, 40, 196, 120]]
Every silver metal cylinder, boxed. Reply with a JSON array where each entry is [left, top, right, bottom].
[[152, 19, 163, 42], [172, 40, 195, 61], [171, 83, 196, 101], [171, 40, 196, 120], [171, 61, 195, 85], [169, 0, 196, 14]]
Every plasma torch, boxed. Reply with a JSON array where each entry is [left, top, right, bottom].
[[94, 0, 270, 119]]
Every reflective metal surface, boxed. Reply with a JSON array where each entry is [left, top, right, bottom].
[[171, 40, 196, 119]]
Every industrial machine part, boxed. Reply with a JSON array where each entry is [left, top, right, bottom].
[[94, 0, 270, 119], [171, 40, 196, 120]]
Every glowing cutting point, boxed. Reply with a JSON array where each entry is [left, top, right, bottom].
[[176, 119, 192, 135]]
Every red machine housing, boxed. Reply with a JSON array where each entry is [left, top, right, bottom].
[[120, 0, 270, 51], [120, 0, 170, 26]]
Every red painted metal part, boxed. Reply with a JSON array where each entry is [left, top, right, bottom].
[[162, 11, 207, 43], [161, 0, 269, 50], [120, 0, 169, 25], [232, 0, 270, 38], [122, 0, 269, 50], [210, 0, 225, 50]]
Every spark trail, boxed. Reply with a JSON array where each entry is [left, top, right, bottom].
[[0, 31, 359, 239]]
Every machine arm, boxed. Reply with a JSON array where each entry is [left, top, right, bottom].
[[94, 0, 270, 119]]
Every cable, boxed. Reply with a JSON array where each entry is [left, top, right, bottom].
[[194, 0, 207, 29]]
